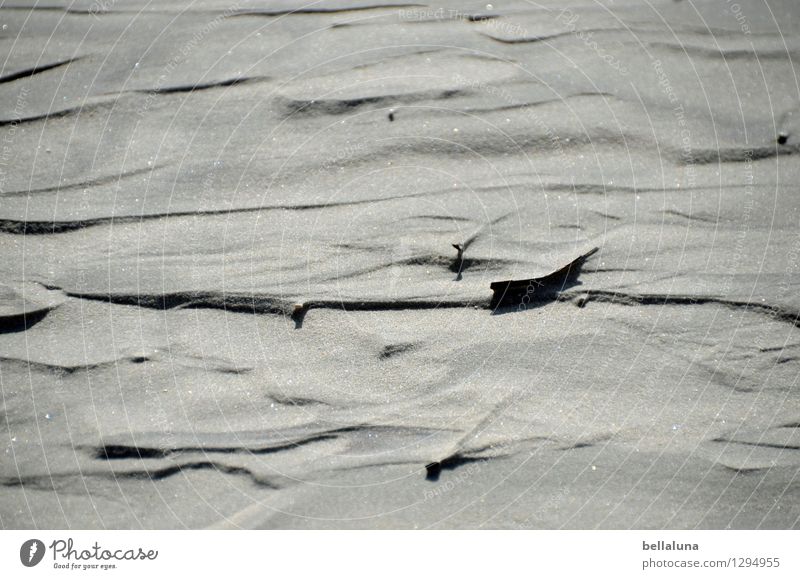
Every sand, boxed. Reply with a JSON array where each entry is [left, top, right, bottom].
[[1, 0, 800, 529]]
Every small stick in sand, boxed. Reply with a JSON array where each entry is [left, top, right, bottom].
[[451, 244, 465, 280]]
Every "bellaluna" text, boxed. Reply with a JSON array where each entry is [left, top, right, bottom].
[[643, 541, 699, 551]]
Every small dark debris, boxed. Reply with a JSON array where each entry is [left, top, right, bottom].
[[425, 461, 442, 480], [379, 343, 415, 360], [574, 294, 590, 308], [291, 303, 307, 329], [778, 133, 789, 145], [388, 111, 395, 122]]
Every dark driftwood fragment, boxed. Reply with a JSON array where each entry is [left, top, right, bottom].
[[489, 247, 599, 309], [425, 462, 442, 480]]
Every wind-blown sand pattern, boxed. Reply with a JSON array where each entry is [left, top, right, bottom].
[[1, 0, 800, 529]]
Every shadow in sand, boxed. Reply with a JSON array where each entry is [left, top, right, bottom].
[[489, 247, 599, 314]]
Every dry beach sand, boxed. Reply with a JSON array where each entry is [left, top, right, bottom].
[[1, 0, 800, 528]]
